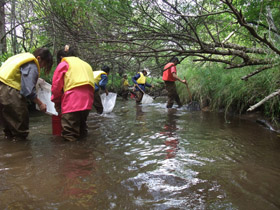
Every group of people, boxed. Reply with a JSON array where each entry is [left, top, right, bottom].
[[0, 46, 110, 142], [0, 44, 185, 142], [124, 57, 186, 108]]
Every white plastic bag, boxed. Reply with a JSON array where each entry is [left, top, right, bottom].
[[141, 93, 154, 104], [36, 78, 58, 116], [100, 92, 117, 113]]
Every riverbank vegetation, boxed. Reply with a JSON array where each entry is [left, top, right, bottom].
[[179, 60, 280, 122], [0, 0, 279, 122]]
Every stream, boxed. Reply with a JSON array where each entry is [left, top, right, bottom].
[[0, 97, 280, 209]]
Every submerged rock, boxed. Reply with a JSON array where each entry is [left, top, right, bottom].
[[185, 101, 201, 111]]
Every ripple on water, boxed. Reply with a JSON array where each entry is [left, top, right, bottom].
[[122, 157, 208, 209]]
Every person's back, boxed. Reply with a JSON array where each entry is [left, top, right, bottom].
[[0, 48, 53, 140], [162, 57, 186, 108], [51, 45, 94, 141], [52, 54, 94, 114], [92, 65, 110, 114]]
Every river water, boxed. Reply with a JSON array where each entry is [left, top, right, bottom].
[[0, 98, 280, 210]]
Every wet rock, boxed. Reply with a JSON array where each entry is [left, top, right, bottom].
[[185, 101, 201, 111]]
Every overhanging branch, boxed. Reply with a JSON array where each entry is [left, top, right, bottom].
[[247, 89, 280, 111]]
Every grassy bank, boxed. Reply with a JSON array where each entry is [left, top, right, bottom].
[[177, 60, 280, 122]]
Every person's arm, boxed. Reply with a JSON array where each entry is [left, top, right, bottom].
[[171, 66, 186, 84], [20, 62, 46, 112], [33, 97, 47, 112], [171, 72, 185, 83], [132, 73, 140, 84], [145, 82, 153, 88], [99, 74, 109, 95]]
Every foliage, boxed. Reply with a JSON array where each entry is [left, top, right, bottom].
[[178, 59, 280, 121], [0, 0, 279, 119], [0, 52, 13, 63], [2, 0, 51, 54]]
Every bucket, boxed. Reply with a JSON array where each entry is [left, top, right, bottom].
[[52, 115, 62, 136]]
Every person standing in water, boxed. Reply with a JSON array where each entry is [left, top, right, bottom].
[[132, 69, 153, 104], [162, 57, 186, 108], [51, 45, 95, 141], [0, 48, 53, 140], [121, 74, 130, 100], [92, 65, 110, 114]]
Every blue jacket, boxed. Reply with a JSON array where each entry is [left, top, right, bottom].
[[95, 74, 108, 92], [132, 73, 152, 92]]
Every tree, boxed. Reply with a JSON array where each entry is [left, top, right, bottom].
[[0, 0, 49, 56], [29, 0, 280, 109], [0, 0, 6, 55]]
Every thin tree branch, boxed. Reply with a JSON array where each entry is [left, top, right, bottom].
[[241, 64, 279, 81], [247, 89, 280, 111]]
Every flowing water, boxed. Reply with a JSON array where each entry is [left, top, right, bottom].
[[0, 98, 280, 210]]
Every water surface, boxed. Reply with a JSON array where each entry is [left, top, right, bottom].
[[0, 98, 279, 209]]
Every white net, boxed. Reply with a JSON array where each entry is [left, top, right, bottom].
[[100, 92, 117, 113], [141, 93, 154, 104], [36, 78, 58, 116]]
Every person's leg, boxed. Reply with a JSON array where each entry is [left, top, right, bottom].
[[93, 91, 103, 114], [61, 112, 80, 141], [165, 81, 175, 108], [135, 91, 143, 104], [122, 90, 129, 100], [0, 83, 29, 139], [79, 110, 90, 138]]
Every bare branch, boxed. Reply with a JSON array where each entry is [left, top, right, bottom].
[[222, 0, 280, 55], [241, 64, 279, 81], [247, 89, 280, 112]]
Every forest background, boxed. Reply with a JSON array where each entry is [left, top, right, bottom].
[[0, 0, 279, 122]]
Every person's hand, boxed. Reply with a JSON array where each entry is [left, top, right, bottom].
[[151, 85, 154, 88], [39, 103, 47, 112], [181, 79, 186, 84]]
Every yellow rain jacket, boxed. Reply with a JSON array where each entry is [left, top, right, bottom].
[[136, 72, 146, 84], [123, 79, 129, 87], [93, 70, 107, 85], [62, 57, 95, 92], [0, 53, 40, 90]]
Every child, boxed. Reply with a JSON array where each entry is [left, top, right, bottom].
[[51, 45, 95, 141], [0, 48, 53, 140], [93, 65, 110, 114]]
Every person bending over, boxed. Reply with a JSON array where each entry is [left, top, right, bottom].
[[0, 48, 53, 140]]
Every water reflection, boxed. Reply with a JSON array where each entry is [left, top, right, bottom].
[[161, 109, 179, 159], [135, 104, 144, 121], [60, 147, 97, 206], [135, 105, 150, 135]]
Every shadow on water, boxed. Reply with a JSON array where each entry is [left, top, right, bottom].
[[0, 97, 280, 209]]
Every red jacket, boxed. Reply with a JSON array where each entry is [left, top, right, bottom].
[[162, 62, 177, 81]]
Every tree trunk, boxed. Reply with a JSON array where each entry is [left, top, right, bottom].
[[0, 0, 6, 55], [11, 0, 17, 54]]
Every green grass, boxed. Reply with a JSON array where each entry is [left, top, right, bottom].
[[177, 60, 280, 122]]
